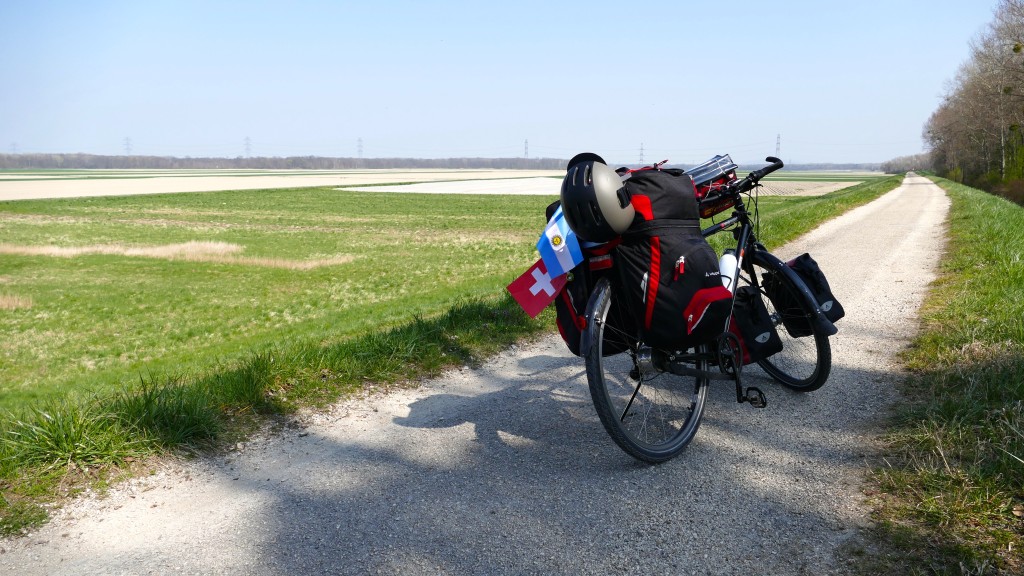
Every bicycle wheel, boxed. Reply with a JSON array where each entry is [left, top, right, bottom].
[[739, 253, 831, 391], [583, 278, 709, 463]]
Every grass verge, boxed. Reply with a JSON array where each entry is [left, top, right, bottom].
[[860, 177, 1024, 575]]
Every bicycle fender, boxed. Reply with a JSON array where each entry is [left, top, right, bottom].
[[580, 322, 593, 356], [580, 277, 611, 355], [752, 251, 838, 337]]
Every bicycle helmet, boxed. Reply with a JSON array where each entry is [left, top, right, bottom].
[[560, 158, 634, 242], [565, 152, 606, 170]]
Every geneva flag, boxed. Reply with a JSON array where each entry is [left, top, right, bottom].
[[506, 258, 567, 318], [536, 206, 583, 278]]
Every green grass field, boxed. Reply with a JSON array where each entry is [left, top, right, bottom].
[[0, 188, 553, 409]]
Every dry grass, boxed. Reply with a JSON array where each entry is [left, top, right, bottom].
[[0, 241, 354, 270], [0, 293, 32, 310]]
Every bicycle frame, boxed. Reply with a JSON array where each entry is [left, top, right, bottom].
[[701, 190, 838, 339], [641, 183, 839, 406]]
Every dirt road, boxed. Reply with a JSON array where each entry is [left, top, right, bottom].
[[0, 175, 949, 575]]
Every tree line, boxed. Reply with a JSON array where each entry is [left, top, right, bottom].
[[0, 153, 566, 171], [925, 0, 1024, 203], [880, 153, 931, 174]]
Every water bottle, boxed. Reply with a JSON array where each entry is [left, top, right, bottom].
[[719, 249, 737, 292]]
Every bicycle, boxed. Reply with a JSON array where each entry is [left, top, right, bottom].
[[581, 156, 838, 463]]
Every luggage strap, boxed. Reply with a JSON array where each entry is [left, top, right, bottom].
[[622, 219, 701, 239]]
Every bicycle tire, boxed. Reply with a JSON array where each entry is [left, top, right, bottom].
[[741, 252, 831, 391], [583, 278, 709, 463]]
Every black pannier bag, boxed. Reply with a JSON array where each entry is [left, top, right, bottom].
[[728, 285, 783, 364], [547, 201, 635, 356], [762, 269, 811, 337], [614, 169, 733, 350], [789, 253, 845, 323], [763, 253, 845, 338]]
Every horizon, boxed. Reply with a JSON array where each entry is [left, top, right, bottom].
[[0, 150, 888, 169]]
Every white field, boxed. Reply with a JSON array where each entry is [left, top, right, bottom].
[[0, 169, 563, 201], [0, 169, 868, 201]]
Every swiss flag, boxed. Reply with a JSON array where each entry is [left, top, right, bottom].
[[506, 258, 568, 318]]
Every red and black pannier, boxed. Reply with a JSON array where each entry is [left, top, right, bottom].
[[613, 169, 733, 350]]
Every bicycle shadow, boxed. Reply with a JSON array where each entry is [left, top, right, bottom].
[[28, 337, 902, 576], [391, 353, 625, 468]]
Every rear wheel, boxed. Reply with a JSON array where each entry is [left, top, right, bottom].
[[739, 254, 831, 391], [583, 278, 709, 463]]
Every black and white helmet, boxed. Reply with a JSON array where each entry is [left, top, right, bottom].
[[560, 155, 634, 242]]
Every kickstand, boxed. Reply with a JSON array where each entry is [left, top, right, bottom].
[[717, 332, 767, 409]]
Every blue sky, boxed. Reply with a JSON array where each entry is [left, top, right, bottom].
[[0, 1, 1001, 164]]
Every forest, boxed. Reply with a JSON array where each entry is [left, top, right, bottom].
[[924, 0, 1024, 203]]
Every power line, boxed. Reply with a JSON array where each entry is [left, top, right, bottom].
[[524, 139, 529, 159], [244, 136, 251, 158], [123, 137, 132, 155]]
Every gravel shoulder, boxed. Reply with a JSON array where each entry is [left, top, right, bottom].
[[0, 175, 949, 575]]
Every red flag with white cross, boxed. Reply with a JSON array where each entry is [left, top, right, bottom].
[[506, 258, 567, 318]]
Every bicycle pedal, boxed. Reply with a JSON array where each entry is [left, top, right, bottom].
[[743, 387, 767, 408]]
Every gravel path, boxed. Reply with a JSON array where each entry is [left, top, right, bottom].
[[0, 175, 949, 575]]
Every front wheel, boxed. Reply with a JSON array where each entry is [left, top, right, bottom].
[[739, 253, 831, 391], [583, 278, 709, 463]]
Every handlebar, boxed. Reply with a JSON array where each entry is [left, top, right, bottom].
[[733, 156, 784, 193]]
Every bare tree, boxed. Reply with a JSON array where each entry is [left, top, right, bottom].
[[925, 0, 1024, 192]]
